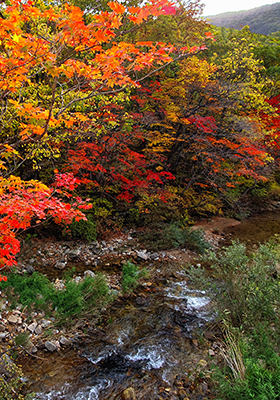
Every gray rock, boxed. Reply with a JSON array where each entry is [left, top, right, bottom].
[[45, 341, 57, 352], [34, 325, 43, 335], [68, 249, 81, 260], [30, 345, 38, 354], [0, 332, 9, 340], [28, 322, 37, 333], [0, 324, 5, 332], [84, 270, 96, 278], [8, 315, 19, 324], [55, 261, 67, 270], [150, 252, 160, 260], [136, 250, 149, 261], [59, 336, 72, 347], [25, 264, 35, 273], [40, 319, 52, 328]]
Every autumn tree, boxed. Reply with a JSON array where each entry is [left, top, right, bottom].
[[130, 38, 275, 215], [0, 0, 198, 270]]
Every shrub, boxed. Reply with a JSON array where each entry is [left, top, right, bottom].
[[0, 270, 114, 324], [138, 222, 211, 253], [70, 213, 97, 242], [0, 355, 33, 400], [187, 238, 280, 399], [50, 273, 113, 322], [188, 239, 280, 327], [121, 260, 147, 294], [214, 327, 280, 400]]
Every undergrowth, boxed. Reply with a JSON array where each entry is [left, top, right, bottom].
[[138, 221, 211, 253], [187, 237, 280, 399], [0, 355, 34, 400], [0, 270, 114, 325], [121, 260, 147, 294]]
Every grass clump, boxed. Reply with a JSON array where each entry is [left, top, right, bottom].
[[50, 274, 113, 323], [138, 221, 211, 253], [188, 239, 280, 327], [0, 270, 114, 324], [121, 260, 147, 294]]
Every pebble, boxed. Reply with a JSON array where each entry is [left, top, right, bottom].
[[45, 341, 58, 352], [28, 322, 38, 333], [59, 336, 72, 346], [8, 315, 19, 324]]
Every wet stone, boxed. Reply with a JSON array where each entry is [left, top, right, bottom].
[[0, 332, 9, 340]]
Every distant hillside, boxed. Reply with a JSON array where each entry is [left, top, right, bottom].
[[206, 2, 280, 36]]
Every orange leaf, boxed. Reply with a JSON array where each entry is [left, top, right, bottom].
[[108, 2, 126, 14]]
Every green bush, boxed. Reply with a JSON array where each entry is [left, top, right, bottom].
[[187, 238, 280, 399], [188, 239, 280, 327], [70, 213, 97, 242], [214, 328, 280, 400], [0, 270, 114, 324], [138, 222, 211, 253], [121, 260, 147, 294], [50, 274, 113, 322], [0, 271, 53, 311]]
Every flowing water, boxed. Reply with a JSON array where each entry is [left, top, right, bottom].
[[22, 278, 213, 399], [21, 210, 280, 399]]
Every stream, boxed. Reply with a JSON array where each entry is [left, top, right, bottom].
[[20, 210, 280, 399], [22, 276, 213, 400]]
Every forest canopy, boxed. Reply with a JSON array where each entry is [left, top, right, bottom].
[[0, 0, 280, 277]]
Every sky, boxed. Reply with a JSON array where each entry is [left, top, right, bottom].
[[202, 0, 278, 16]]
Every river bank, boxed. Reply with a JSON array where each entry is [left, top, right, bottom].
[[2, 211, 280, 399]]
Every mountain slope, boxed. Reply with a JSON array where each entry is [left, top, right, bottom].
[[206, 2, 280, 36]]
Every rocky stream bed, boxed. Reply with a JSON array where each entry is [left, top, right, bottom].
[[1, 212, 280, 399]]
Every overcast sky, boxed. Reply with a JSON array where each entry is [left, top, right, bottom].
[[202, 0, 278, 16]]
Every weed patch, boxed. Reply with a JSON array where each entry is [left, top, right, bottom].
[[0, 270, 114, 325], [121, 260, 147, 294], [138, 222, 211, 253], [187, 238, 280, 399]]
